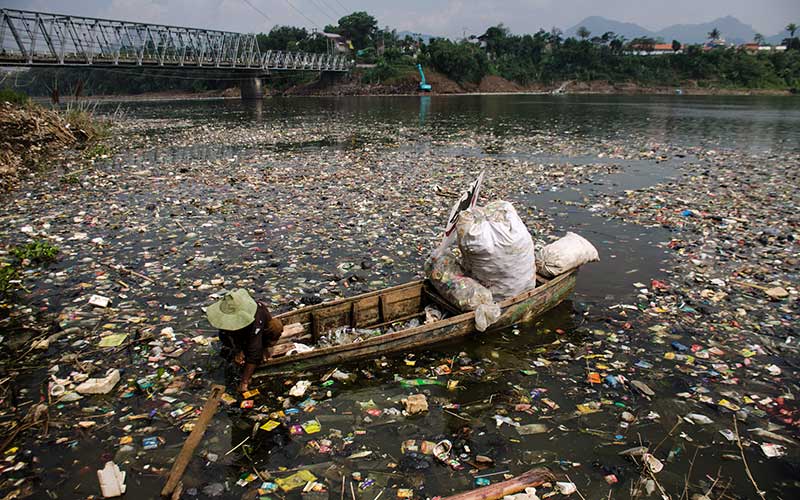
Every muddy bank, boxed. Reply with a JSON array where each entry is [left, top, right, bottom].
[[43, 73, 795, 102], [282, 72, 793, 97]]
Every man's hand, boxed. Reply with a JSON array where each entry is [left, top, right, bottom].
[[234, 351, 245, 366], [240, 362, 257, 394]]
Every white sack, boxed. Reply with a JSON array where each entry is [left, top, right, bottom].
[[456, 201, 536, 301], [537, 232, 599, 277], [425, 250, 501, 332]]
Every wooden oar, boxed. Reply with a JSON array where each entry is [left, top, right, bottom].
[[441, 468, 554, 500], [161, 384, 225, 498]]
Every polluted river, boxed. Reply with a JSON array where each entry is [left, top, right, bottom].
[[0, 94, 799, 499]]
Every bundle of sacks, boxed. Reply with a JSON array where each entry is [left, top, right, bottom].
[[426, 200, 536, 331], [426, 200, 599, 332]]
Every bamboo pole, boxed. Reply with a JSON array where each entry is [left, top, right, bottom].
[[161, 384, 226, 497], [441, 468, 554, 500]]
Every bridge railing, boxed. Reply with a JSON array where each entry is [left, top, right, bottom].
[[0, 8, 351, 72]]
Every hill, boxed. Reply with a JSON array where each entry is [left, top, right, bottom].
[[566, 15, 786, 45]]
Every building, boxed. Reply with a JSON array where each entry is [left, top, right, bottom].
[[740, 43, 787, 53], [315, 32, 352, 54], [703, 38, 729, 51], [627, 43, 681, 56]]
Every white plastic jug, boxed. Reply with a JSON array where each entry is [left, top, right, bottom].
[[97, 461, 126, 497]]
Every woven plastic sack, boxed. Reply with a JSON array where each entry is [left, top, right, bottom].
[[425, 250, 501, 332], [536, 232, 599, 277], [456, 201, 536, 301]]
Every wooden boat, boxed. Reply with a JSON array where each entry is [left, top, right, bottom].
[[254, 269, 578, 377]]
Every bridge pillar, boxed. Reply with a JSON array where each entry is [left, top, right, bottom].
[[240, 77, 265, 100]]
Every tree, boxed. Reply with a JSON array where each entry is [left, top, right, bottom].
[[481, 24, 511, 56], [256, 26, 309, 51], [426, 39, 488, 83], [672, 39, 682, 52], [601, 31, 615, 42], [577, 26, 591, 40], [708, 28, 721, 41], [754, 33, 765, 45], [787, 23, 798, 38], [335, 11, 378, 50], [548, 27, 563, 47], [609, 36, 625, 54]]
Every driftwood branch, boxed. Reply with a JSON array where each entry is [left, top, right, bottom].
[[161, 384, 225, 497], [441, 468, 554, 500]]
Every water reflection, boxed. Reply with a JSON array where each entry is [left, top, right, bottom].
[[419, 95, 431, 126]]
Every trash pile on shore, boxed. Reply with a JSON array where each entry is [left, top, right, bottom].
[[0, 102, 78, 191], [0, 99, 797, 499]]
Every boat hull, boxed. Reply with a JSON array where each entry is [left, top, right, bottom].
[[254, 269, 578, 377]]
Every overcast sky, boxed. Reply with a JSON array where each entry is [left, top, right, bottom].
[[2, 0, 798, 37]]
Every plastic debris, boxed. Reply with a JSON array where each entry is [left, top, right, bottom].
[[289, 380, 311, 397], [75, 369, 121, 395], [401, 394, 429, 415], [96, 461, 126, 498]]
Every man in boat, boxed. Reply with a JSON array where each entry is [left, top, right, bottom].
[[207, 289, 283, 393]]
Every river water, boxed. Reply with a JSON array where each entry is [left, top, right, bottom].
[[8, 94, 800, 499]]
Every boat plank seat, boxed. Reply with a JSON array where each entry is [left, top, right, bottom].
[[289, 282, 425, 340]]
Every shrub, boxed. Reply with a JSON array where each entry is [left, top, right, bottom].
[[0, 88, 29, 105]]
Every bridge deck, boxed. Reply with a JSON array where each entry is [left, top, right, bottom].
[[0, 8, 351, 72]]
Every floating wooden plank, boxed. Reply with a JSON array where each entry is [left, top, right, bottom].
[[161, 384, 226, 498], [441, 467, 554, 500]]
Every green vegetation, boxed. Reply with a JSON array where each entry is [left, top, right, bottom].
[[0, 88, 29, 105], [3, 13, 799, 96], [416, 23, 800, 89], [1, 240, 59, 297], [83, 142, 111, 159], [325, 11, 378, 50], [426, 39, 489, 84], [11, 240, 60, 265], [0, 263, 21, 296]]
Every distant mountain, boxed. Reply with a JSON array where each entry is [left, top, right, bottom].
[[655, 16, 756, 45], [565, 16, 651, 40], [566, 15, 785, 45]]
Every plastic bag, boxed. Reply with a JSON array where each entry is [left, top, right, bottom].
[[425, 250, 501, 332], [536, 232, 599, 277], [474, 303, 502, 332], [456, 200, 536, 300]]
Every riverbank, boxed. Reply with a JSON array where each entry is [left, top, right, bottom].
[[26, 72, 795, 103], [283, 72, 795, 96], [0, 95, 797, 499]]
